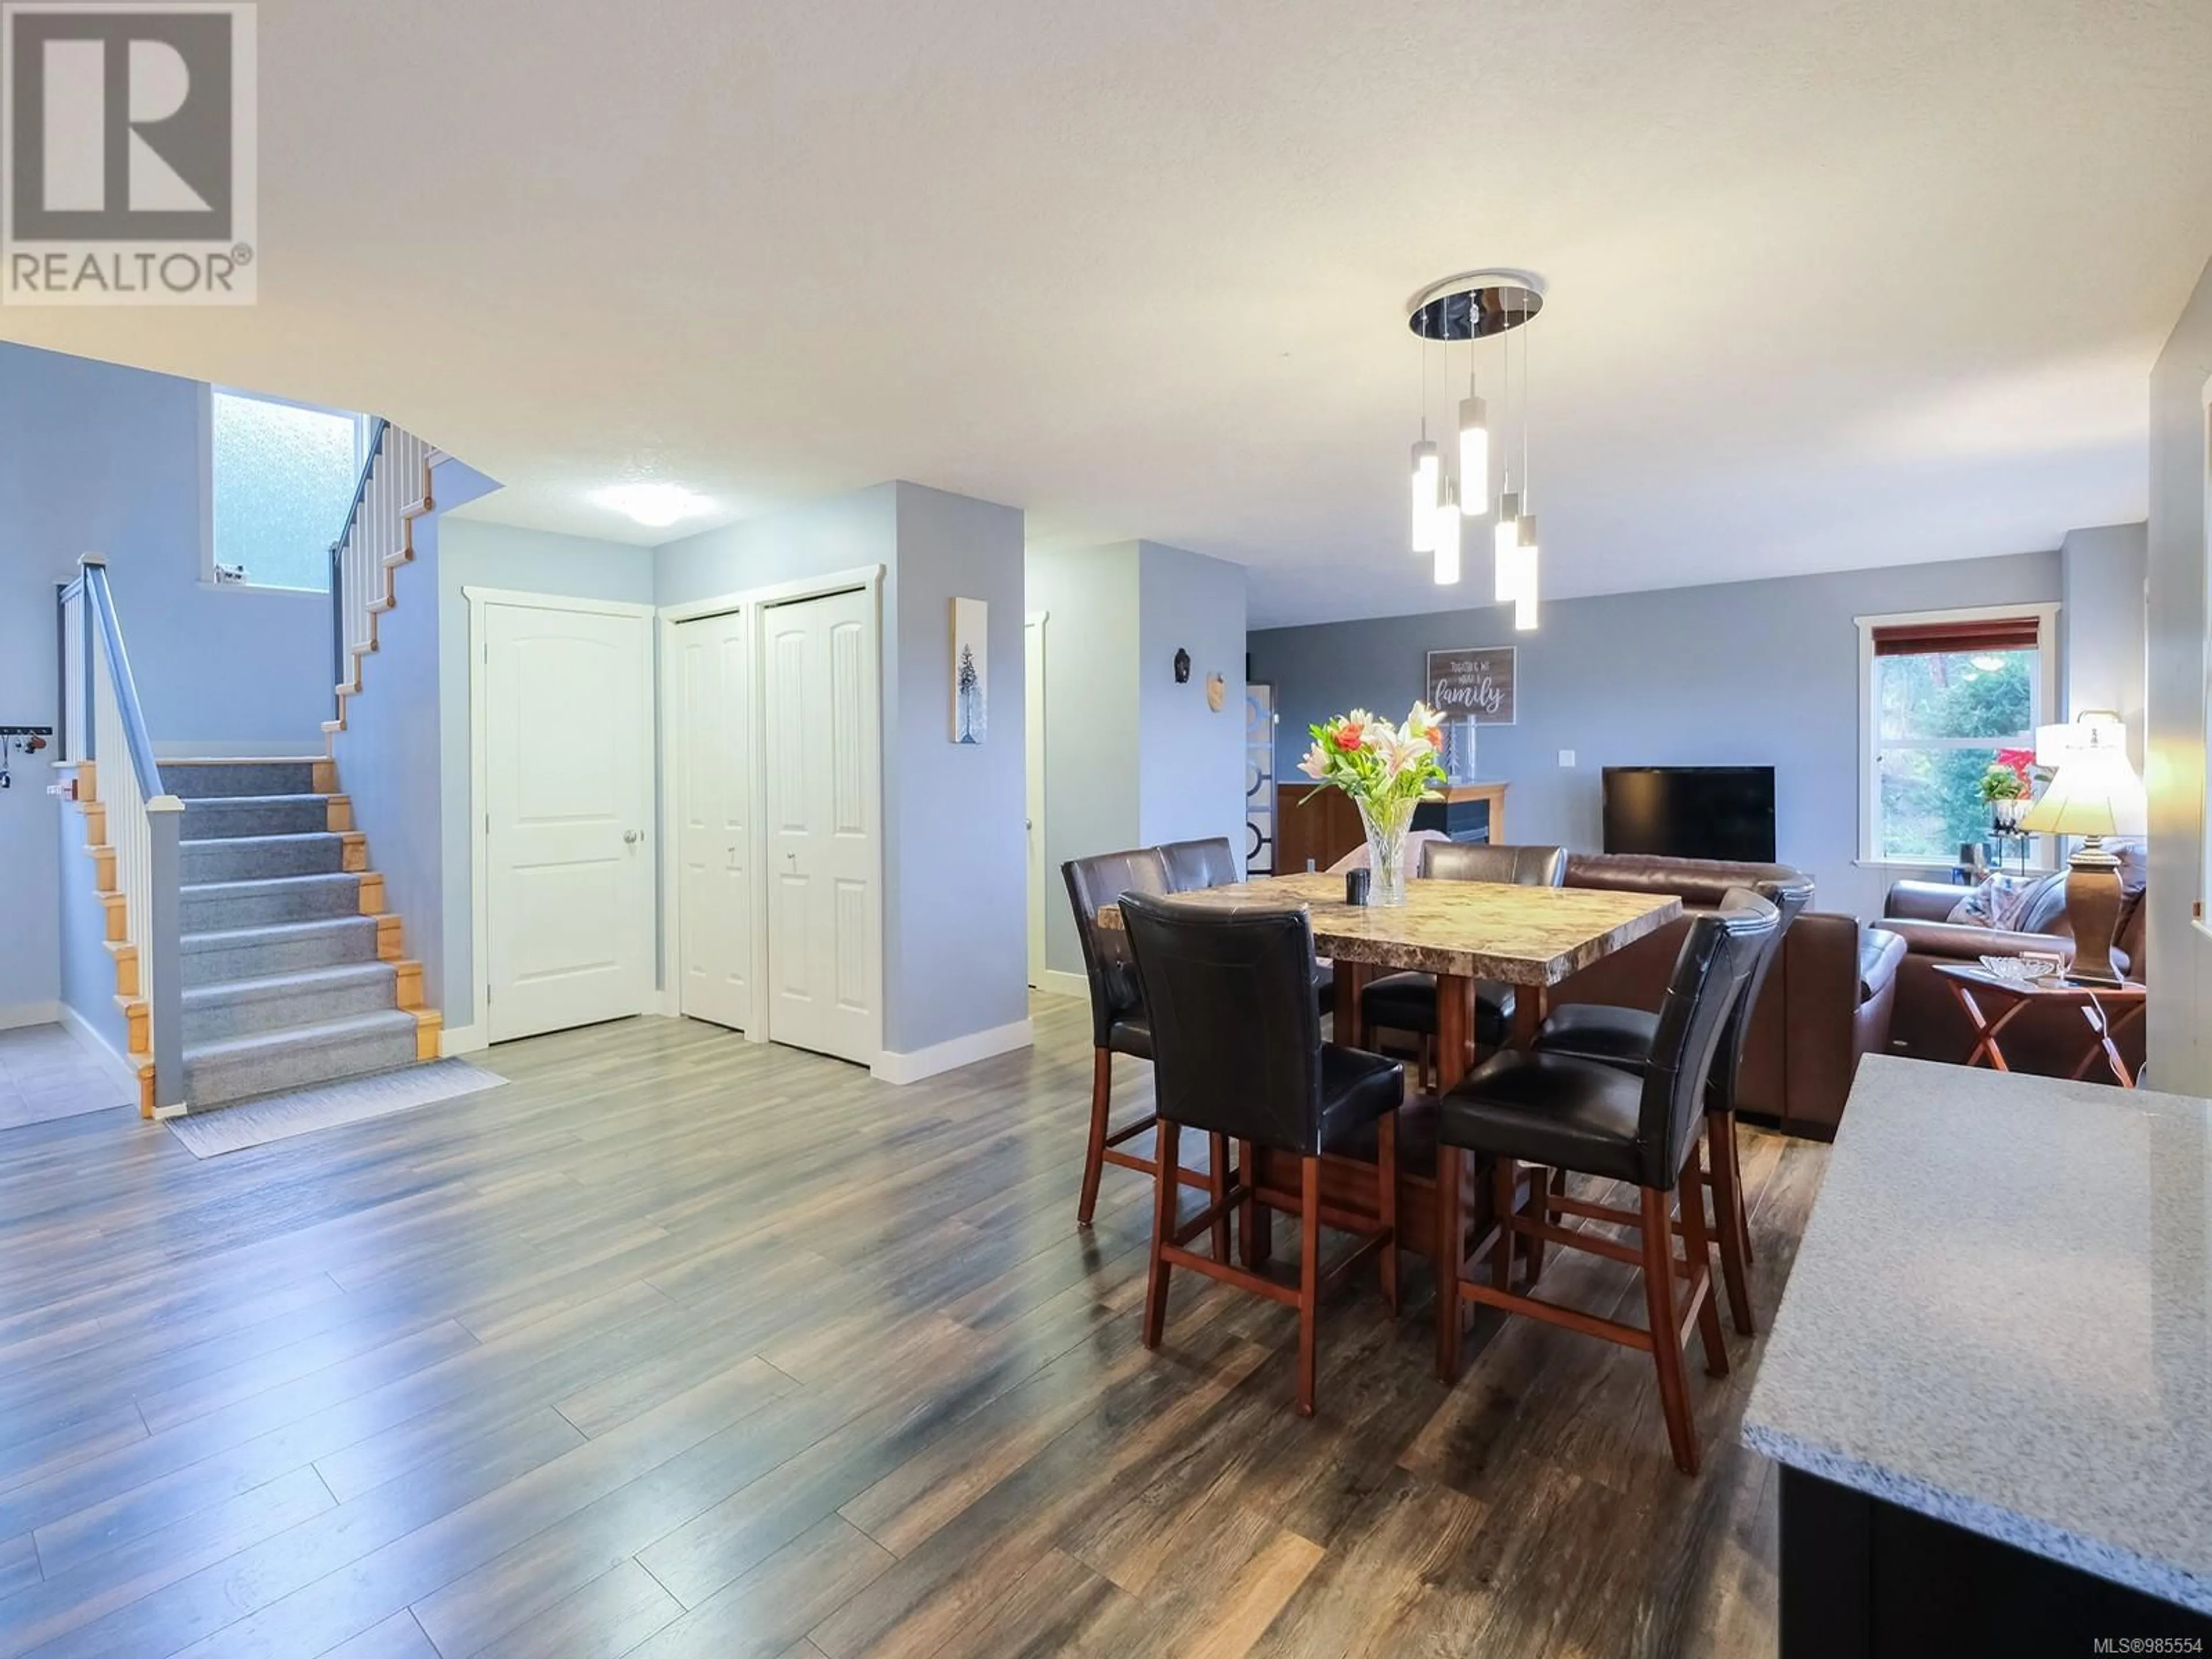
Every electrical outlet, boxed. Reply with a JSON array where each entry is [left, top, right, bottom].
[[1559, 749, 1577, 768]]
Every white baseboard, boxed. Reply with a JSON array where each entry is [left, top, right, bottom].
[[56, 1003, 138, 1093], [440, 1022, 488, 1056], [0, 1001, 59, 1032], [872, 1017, 1034, 1086], [1033, 971, 1089, 1002]]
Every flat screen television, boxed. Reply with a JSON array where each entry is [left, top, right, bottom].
[[1601, 766, 1777, 864]]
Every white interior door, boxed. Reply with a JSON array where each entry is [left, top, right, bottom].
[[1025, 616, 1047, 987], [676, 610, 752, 1031], [484, 601, 654, 1043], [762, 588, 880, 1063]]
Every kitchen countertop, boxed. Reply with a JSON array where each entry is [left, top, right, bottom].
[[1743, 1054, 2212, 1613]]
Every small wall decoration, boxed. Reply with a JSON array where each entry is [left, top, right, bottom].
[[1205, 672, 1226, 713], [1426, 645, 1517, 726], [950, 598, 987, 744], [1173, 647, 1192, 684]]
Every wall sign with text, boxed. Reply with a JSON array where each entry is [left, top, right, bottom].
[[1425, 646, 1516, 725]]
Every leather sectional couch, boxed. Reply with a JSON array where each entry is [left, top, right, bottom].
[[1548, 854, 1905, 1139], [1880, 861, 2148, 1081]]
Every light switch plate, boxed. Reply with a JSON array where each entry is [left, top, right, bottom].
[[1559, 749, 1577, 767]]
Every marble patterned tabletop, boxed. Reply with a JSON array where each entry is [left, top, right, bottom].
[[1096, 873, 1681, 984], [1743, 1054, 2212, 1613]]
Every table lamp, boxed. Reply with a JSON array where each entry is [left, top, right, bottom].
[[2018, 718, 2146, 987]]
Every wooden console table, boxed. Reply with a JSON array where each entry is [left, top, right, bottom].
[[1273, 781, 1509, 874]]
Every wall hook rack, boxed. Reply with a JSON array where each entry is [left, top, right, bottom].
[[0, 726, 53, 791]]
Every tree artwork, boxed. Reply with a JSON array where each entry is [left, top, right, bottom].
[[955, 643, 983, 744]]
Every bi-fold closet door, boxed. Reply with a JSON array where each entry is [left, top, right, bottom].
[[673, 586, 880, 1066]]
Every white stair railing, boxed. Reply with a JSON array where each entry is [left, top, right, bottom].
[[329, 419, 433, 707], [68, 558, 185, 1115]]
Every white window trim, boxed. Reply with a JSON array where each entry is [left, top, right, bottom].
[[1854, 601, 2061, 872], [198, 385, 374, 595]]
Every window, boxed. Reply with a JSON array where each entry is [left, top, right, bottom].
[[1857, 604, 2058, 866], [204, 389, 369, 592]]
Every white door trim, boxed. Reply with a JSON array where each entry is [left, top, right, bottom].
[[656, 565, 887, 1063], [467, 586, 659, 1043]]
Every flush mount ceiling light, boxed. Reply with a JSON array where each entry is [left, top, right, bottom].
[[593, 481, 714, 529], [1406, 270, 1546, 619]]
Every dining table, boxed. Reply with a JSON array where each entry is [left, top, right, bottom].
[[1094, 871, 1685, 1285]]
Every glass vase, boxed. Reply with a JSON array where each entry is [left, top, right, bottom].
[[1356, 796, 1416, 907]]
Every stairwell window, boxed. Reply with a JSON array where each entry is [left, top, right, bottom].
[[1856, 603, 2059, 867], [203, 388, 372, 593]]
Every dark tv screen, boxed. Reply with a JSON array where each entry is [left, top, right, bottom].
[[1601, 766, 1777, 864]]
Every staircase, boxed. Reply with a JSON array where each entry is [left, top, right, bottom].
[[84, 755, 439, 1113]]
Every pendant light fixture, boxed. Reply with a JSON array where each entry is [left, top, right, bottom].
[[1406, 270, 1546, 617]]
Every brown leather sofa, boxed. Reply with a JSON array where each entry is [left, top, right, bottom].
[[1881, 862, 2148, 1081], [1549, 854, 1906, 1139]]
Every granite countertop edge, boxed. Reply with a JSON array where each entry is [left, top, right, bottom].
[[1740, 1421, 2212, 1616]]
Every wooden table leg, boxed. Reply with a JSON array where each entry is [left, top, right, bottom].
[[1435, 974, 1474, 1367], [1510, 984, 1547, 1051], [1333, 959, 1370, 1050]]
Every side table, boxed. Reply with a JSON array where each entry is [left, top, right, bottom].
[[1933, 963, 2147, 1088]]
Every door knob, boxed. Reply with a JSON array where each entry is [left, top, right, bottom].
[[623, 830, 642, 844]]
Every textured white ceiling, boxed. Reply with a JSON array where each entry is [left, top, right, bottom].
[[6, 0, 2210, 626]]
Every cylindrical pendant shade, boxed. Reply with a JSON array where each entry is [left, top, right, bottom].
[[1493, 491, 1521, 601], [1411, 441, 1440, 554], [1457, 397, 1489, 515]]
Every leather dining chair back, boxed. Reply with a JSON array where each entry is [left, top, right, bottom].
[[1161, 837, 1241, 892], [1119, 893, 1327, 1156], [1709, 878, 1812, 1111], [1421, 841, 1567, 887], [1062, 847, 1171, 1052], [1637, 889, 1778, 1188]]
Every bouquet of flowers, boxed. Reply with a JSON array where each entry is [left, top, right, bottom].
[[1297, 702, 1449, 905]]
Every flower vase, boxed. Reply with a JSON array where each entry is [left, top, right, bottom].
[[1357, 797, 1415, 907]]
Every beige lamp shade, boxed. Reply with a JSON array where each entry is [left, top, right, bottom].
[[2018, 741, 2147, 838]]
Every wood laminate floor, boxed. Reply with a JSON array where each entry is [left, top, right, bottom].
[[0, 997, 1825, 1658]]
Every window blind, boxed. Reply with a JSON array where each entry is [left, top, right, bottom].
[[1870, 616, 2041, 657]]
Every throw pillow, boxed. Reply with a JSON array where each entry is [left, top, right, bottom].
[[1946, 872, 2041, 931]]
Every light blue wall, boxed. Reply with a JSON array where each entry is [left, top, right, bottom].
[[1136, 541, 1247, 852], [1249, 550, 2063, 922], [434, 513, 656, 1019], [883, 483, 1028, 1050], [2060, 522, 2149, 768], [0, 342, 331, 1017], [2145, 253, 2212, 1092], [655, 485, 898, 608], [1025, 543, 1141, 977]]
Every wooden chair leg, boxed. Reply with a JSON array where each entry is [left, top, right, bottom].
[[1296, 1156, 1322, 1418], [1240, 1138, 1268, 1269], [1707, 1111, 1756, 1335], [1490, 1156, 1517, 1293], [1419, 1035, 1434, 1095], [1209, 1131, 1233, 1263], [1376, 1109, 1399, 1315], [1638, 1184, 1699, 1476], [1679, 1143, 1730, 1380], [1518, 1165, 1547, 1285], [1078, 1047, 1112, 1228], [1142, 1120, 1181, 1350], [1435, 1143, 1464, 1382]]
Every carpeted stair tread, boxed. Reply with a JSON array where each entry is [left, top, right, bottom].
[[162, 760, 320, 799], [184, 1009, 418, 1066], [179, 915, 381, 986], [181, 794, 336, 840], [180, 872, 362, 930], [180, 832, 349, 882], [181, 915, 378, 952], [182, 962, 400, 1043]]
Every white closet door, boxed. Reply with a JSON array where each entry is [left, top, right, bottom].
[[762, 588, 880, 1063], [484, 602, 654, 1042], [676, 611, 752, 1031]]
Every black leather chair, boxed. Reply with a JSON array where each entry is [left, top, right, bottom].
[[1533, 877, 1812, 1335], [1361, 842, 1569, 1083], [1119, 891, 1404, 1418], [1161, 835, 1336, 1020], [1434, 889, 1778, 1475], [1063, 848, 1221, 1233], [1160, 837, 1240, 891]]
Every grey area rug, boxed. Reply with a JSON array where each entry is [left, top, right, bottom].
[[166, 1059, 505, 1158]]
